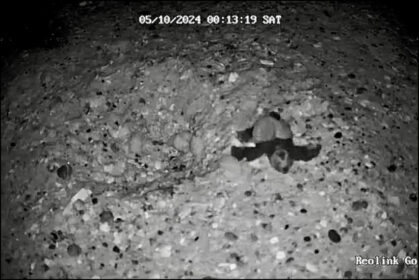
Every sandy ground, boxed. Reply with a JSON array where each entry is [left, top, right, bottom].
[[1, 1, 417, 279]]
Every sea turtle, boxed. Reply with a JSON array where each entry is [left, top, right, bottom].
[[231, 111, 321, 173]]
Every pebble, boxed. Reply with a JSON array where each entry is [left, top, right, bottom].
[[228, 72, 239, 83], [190, 136, 204, 158], [100, 223, 110, 232], [103, 161, 126, 176], [351, 200, 368, 210], [158, 245, 172, 258], [387, 164, 397, 172], [172, 131, 192, 152], [100, 210, 114, 224], [305, 262, 318, 273], [72, 199, 86, 213], [397, 249, 406, 259], [387, 195, 400, 206], [154, 160, 162, 170], [276, 251, 286, 260], [334, 131, 342, 139], [57, 164, 72, 180], [67, 243, 82, 257], [328, 229, 341, 243], [270, 236, 279, 244], [364, 161, 375, 169], [130, 132, 146, 154], [224, 231, 238, 241], [219, 155, 242, 179]]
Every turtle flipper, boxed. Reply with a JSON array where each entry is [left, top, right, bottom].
[[289, 143, 321, 161], [236, 127, 254, 143], [231, 145, 266, 161]]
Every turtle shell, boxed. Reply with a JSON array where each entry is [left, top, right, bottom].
[[252, 115, 292, 143]]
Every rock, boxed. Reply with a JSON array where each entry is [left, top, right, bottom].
[[351, 200, 368, 211], [219, 155, 242, 179], [100, 210, 114, 224], [130, 132, 146, 155], [158, 245, 172, 258], [305, 263, 318, 273], [276, 251, 286, 260], [224, 231, 238, 241], [190, 136, 204, 157], [328, 229, 341, 243], [387, 195, 400, 206], [57, 164, 72, 180], [63, 188, 92, 216], [171, 131, 192, 152], [67, 243, 82, 257], [72, 199, 86, 213], [103, 161, 126, 176]]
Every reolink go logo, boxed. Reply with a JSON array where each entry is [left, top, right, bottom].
[[355, 256, 418, 266]]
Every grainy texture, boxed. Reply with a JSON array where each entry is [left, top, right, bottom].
[[1, 1, 417, 279]]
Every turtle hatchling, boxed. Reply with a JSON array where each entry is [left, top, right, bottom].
[[231, 110, 321, 173]]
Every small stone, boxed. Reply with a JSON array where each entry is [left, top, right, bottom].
[[409, 193, 417, 202], [113, 246, 120, 253], [397, 249, 406, 259], [356, 87, 367, 95], [110, 142, 119, 153], [130, 132, 148, 155], [286, 257, 294, 263], [343, 270, 352, 278], [224, 231, 238, 241], [99, 223, 110, 232], [296, 183, 303, 191], [67, 243, 82, 257], [57, 164, 72, 180], [103, 161, 126, 176], [360, 200, 368, 209], [328, 229, 341, 243], [347, 73, 356, 79], [387, 195, 400, 206], [72, 199, 85, 213], [219, 155, 242, 179], [273, 193, 283, 201], [387, 164, 397, 172], [171, 131, 192, 152], [154, 161, 162, 170], [99, 210, 114, 223], [364, 161, 375, 169], [306, 262, 318, 273], [261, 222, 272, 231], [158, 245, 172, 258], [276, 251, 286, 260], [351, 200, 368, 211], [270, 236, 279, 244], [243, 190, 251, 197], [334, 131, 342, 139], [190, 136, 204, 158], [250, 233, 258, 242]]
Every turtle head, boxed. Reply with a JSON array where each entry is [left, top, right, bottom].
[[269, 147, 294, 173]]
